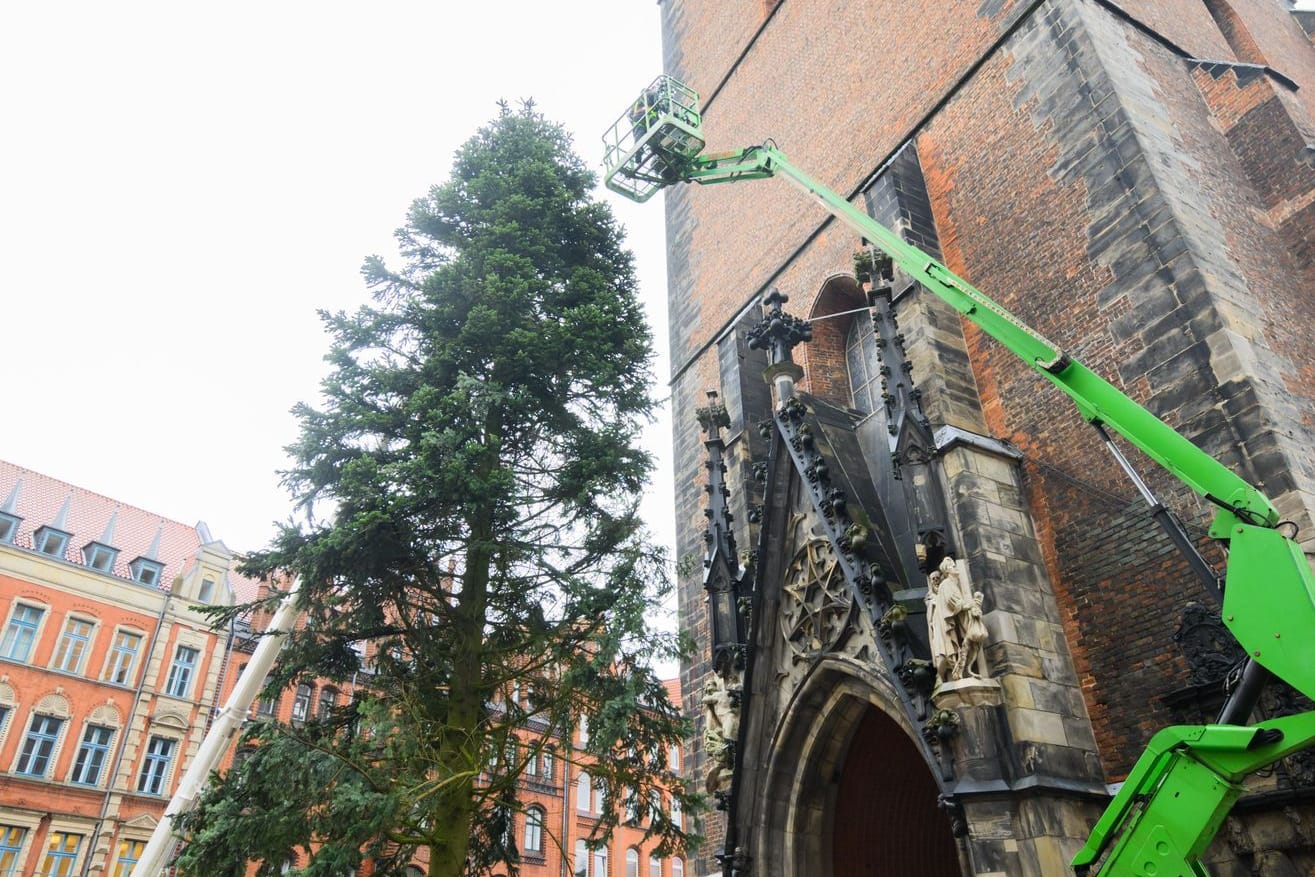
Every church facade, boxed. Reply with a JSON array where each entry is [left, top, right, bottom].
[[658, 1, 1315, 874]]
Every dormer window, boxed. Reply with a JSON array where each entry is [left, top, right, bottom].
[[83, 542, 119, 574], [130, 557, 164, 587], [197, 577, 215, 604], [0, 512, 19, 544], [33, 526, 70, 559]]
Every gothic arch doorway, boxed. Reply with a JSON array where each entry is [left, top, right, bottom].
[[756, 661, 963, 876], [832, 706, 962, 876]]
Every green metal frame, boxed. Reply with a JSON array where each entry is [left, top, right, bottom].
[[605, 78, 1315, 876]]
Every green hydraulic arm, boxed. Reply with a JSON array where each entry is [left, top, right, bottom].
[[603, 76, 1315, 876]]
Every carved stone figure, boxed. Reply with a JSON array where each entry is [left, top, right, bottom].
[[925, 556, 990, 685], [703, 672, 740, 793]]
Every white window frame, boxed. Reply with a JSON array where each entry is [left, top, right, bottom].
[[83, 543, 119, 574], [0, 513, 19, 545], [109, 837, 147, 877], [68, 723, 115, 786], [291, 683, 313, 723], [523, 807, 544, 855], [33, 527, 70, 559], [0, 820, 34, 877], [103, 627, 144, 686], [136, 734, 178, 796], [51, 615, 97, 675], [164, 644, 199, 699], [576, 772, 592, 813], [37, 826, 84, 877], [14, 713, 65, 777], [0, 601, 48, 663]]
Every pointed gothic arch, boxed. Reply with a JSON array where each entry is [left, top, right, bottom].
[[801, 274, 866, 409], [755, 658, 963, 877]]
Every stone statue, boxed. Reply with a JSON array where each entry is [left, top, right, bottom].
[[703, 672, 740, 793], [925, 556, 990, 685]]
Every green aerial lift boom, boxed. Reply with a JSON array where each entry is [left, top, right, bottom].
[[604, 75, 1315, 876]]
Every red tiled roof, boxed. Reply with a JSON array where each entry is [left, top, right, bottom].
[[0, 458, 258, 600], [662, 677, 681, 705]]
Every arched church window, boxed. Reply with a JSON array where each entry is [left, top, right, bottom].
[[845, 308, 882, 415]]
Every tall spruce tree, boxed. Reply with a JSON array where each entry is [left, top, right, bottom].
[[175, 103, 693, 877]]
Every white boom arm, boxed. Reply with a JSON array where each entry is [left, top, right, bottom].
[[130, 578, 303, 877]]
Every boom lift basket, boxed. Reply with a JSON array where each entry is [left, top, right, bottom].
[[603, 75, 704, 202]]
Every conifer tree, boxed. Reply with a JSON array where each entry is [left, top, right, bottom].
[[175, 103, 692, 877]]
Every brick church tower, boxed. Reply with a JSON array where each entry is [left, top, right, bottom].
[[656, 1, 1315, 875]]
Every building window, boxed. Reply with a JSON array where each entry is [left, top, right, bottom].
[[291, 684, 313, 723], [39, 832, 81, 877], [573, 840, 588, 877], [0, 825, 26, 877], [524, 807, 544, 854], [846, 308, 882, 415], [541, 747, 554, 781], [130, 558, 163, 587], [106, 630, 142, 685], [0, 513, 19, 544], [626, 848, 639, 877], [671, 798, 682, 830], [525, 747, 539, 778], [137, 735, 176, 795], [649, 858, 662, 877], [668, 744, 680, 771], [111, 840, 145, 877], [318, 687, 337, 719], [576, 772, 592, 812], [70, 724, 114, 785], [197, 577, 215, 604], [578, 714, 589, 744], [592, 845, 607, 877], [624, 787, 639, 823], [165, 645, 199, 698], [16, 714, 63, 776], [33, 526, 70, 559], [0, 604, 43, 662], [672, 859, 683, 877], [593, 777, 607, 815], [257, 693, 279, 717], [52, 617, 94, 674], [83, 543, 118, 574]]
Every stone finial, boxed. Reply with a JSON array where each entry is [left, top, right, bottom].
[[696, 390, 730, 440], [746, 287, 812, 366], [747, 288, 811, 402]]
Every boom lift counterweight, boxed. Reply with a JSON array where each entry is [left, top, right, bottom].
[[604, 75, 1315, 877]]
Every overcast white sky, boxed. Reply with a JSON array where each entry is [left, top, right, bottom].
[[0, 2, 674, 560]]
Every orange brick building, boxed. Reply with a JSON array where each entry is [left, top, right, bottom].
[[0, 459, 688, 877], [0, 459, 259, 877]]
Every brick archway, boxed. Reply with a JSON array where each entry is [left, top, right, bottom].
[[801, 273, 866, 408], [754, 660, 965, 877]]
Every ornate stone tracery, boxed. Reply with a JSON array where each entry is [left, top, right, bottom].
[[780, 537, 855, 666]]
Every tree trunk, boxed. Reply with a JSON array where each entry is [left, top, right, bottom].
[[429, 432, 498, 877]]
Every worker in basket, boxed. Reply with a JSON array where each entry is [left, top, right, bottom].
[[628, 83, 680, 183]]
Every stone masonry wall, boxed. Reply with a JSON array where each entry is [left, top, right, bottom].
[[661, 0, 1315, 870]]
